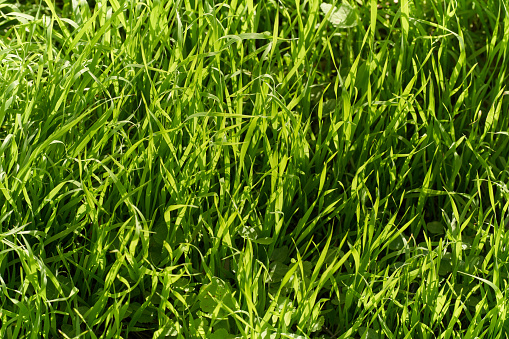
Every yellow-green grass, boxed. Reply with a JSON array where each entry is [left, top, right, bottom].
[[1, 0, 509, 337]]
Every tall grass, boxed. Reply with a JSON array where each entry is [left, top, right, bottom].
[[1, 0, 509, 337]]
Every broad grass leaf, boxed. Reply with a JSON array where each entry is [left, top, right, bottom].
[[271, 297, 295, 326], [266, 261, 290, 283], [320, 2, 358, 28], [239, 226, 274, 245], [137, 306, 157, 323], [324, 247, 345, 265], [190, 317, 209, 337], [310, 315, 325, 332], [470, 255, 484, 269], [240, 226, 258, 240], [75, 306, 91, 322], [322, 99, 336, 115], [359, 327, 379, 339], [391, 261, 405, 271], [439, 253, 453, 275], [151, 222, 168, 246], [302, 261, 313, 277], [466, 296, 487, 314], [148, 246, 163, 265], [253, 237, 274, 245], [271, 246, 289, 262], [284, 311, 293, 327], [426, 221, 445, 234], [210, 328, 233, 339], [323, 250, 335, 265], [158, 321, 179, 337], [199, 278, 238, 318], [59, 324, 74, 338], [389, 234, 405, 250], [45, 279, 59, 300]]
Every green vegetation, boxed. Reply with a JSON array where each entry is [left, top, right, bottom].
[[1, 0, 509, 337]]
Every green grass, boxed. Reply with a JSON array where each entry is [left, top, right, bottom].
[[1, 0, 509, 337]]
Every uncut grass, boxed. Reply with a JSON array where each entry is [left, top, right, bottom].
[[1, 0, 509, 338]]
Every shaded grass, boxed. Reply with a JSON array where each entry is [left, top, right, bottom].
[[1, 0, 509, 338]]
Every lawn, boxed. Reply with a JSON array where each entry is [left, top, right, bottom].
[[1, 0, 509, 338]]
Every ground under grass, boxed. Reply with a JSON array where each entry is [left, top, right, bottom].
[[1, 0, 509, 338]]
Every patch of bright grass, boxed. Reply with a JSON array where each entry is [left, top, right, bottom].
[[1, 0, 509, 337]]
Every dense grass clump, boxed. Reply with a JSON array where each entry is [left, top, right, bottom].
[[1, 0, 509, 337]]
